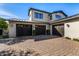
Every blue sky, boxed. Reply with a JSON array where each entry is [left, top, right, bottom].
[[0, 3, 79, 20]]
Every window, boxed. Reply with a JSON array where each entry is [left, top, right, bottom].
[[34, 12, 43, 19], [56, 15, 62, 20]]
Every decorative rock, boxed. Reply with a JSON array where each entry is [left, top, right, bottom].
[[0, 48, 40, 56]]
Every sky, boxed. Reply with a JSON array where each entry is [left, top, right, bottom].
[[0, 3, 79, 20]]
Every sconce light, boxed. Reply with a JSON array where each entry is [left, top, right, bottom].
[[67, 24, 70, 27]]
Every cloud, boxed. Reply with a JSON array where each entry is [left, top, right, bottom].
[[0, 9, 19, 19], [0, 4, 19, 19]]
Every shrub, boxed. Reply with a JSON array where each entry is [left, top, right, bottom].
[[65, 37, 71, 39], [0, 18, 8, 30], [73, 38, 79, 42]]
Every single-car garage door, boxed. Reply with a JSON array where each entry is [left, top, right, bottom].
[[16, 24, 32, 36], [35, 25, 46, 35]]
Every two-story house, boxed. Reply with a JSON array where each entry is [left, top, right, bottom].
[[5, 8, 79, 40], [7, 8, 67, 37]]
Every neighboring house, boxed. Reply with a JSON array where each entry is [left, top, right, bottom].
[[4, 8, 79, 40]]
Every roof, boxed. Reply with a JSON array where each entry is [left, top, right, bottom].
[[51, 14, 79, 24], [28, 8, 68, 17], [28, 8, 50, 15], [7, 14, 79, 25], [51, 10, 68, 17], [7, 19, 49, 24]]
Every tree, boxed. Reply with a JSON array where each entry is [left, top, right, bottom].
[[0, 18, 8, 29]]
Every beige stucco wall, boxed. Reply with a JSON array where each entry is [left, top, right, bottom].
[[8, 23, 16, 38], [64, 19, 79, 39], [29, 10, 50, 22], [29, 10, 33, 21], [50, 25, 52, 35], [8, 21, 51, 37]]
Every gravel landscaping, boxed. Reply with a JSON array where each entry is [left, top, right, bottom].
[[0, 48, 40, 56]]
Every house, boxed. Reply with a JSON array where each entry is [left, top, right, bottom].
[[4, 8, 79, 40]]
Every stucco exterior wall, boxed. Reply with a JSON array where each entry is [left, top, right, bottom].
[[64, 19, 79, 39], [29, 10, 33, 21], [8, 23, 16, 38], [8, 21, 50, 37]]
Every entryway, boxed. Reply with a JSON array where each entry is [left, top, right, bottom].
[[52, 24, 64, 36]]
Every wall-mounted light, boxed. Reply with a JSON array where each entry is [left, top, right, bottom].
[[67, 24, 70, 28]]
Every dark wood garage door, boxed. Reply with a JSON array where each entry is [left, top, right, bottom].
[[0, 29, 2, 35], [16, 24, 32, 36], [35, 25, 46, 35]]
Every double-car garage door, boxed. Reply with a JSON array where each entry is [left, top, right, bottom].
[[16, 24, 46, 36]]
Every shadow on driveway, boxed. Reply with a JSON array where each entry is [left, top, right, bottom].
[[0, 35, 60, 45]]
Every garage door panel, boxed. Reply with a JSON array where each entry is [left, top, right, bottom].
[[35, 25, 46, 35], [16, 24, 32, 36]]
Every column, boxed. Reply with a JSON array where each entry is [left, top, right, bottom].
[[8, 23, 16, 38], [32, 24, 36, 36], [50, 25, 52, 35], [46, 24, 50, 35]]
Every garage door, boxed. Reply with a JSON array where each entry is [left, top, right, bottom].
[[16, 24, 32, 36], [35, 25, 46, 35]]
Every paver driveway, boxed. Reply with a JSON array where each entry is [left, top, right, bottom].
[[1, 35, 79, 56]]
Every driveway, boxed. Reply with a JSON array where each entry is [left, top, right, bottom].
[[0, 35, 79, 56]]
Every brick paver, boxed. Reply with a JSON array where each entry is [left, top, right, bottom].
[[1, 35, 79, 56]]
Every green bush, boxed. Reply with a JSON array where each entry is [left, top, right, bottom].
[[73, 38, 79, 42], [0, 35, 9, 39], [3, 35, 9, 38], [46, 30, 50, 35], [0, 35, 3, 39], [65, 37, 71, 40], [0, 18, 8, 29]]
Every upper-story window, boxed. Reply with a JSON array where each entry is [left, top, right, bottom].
[[56, 15, 62, 20], [34, 12, 43, 19]]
